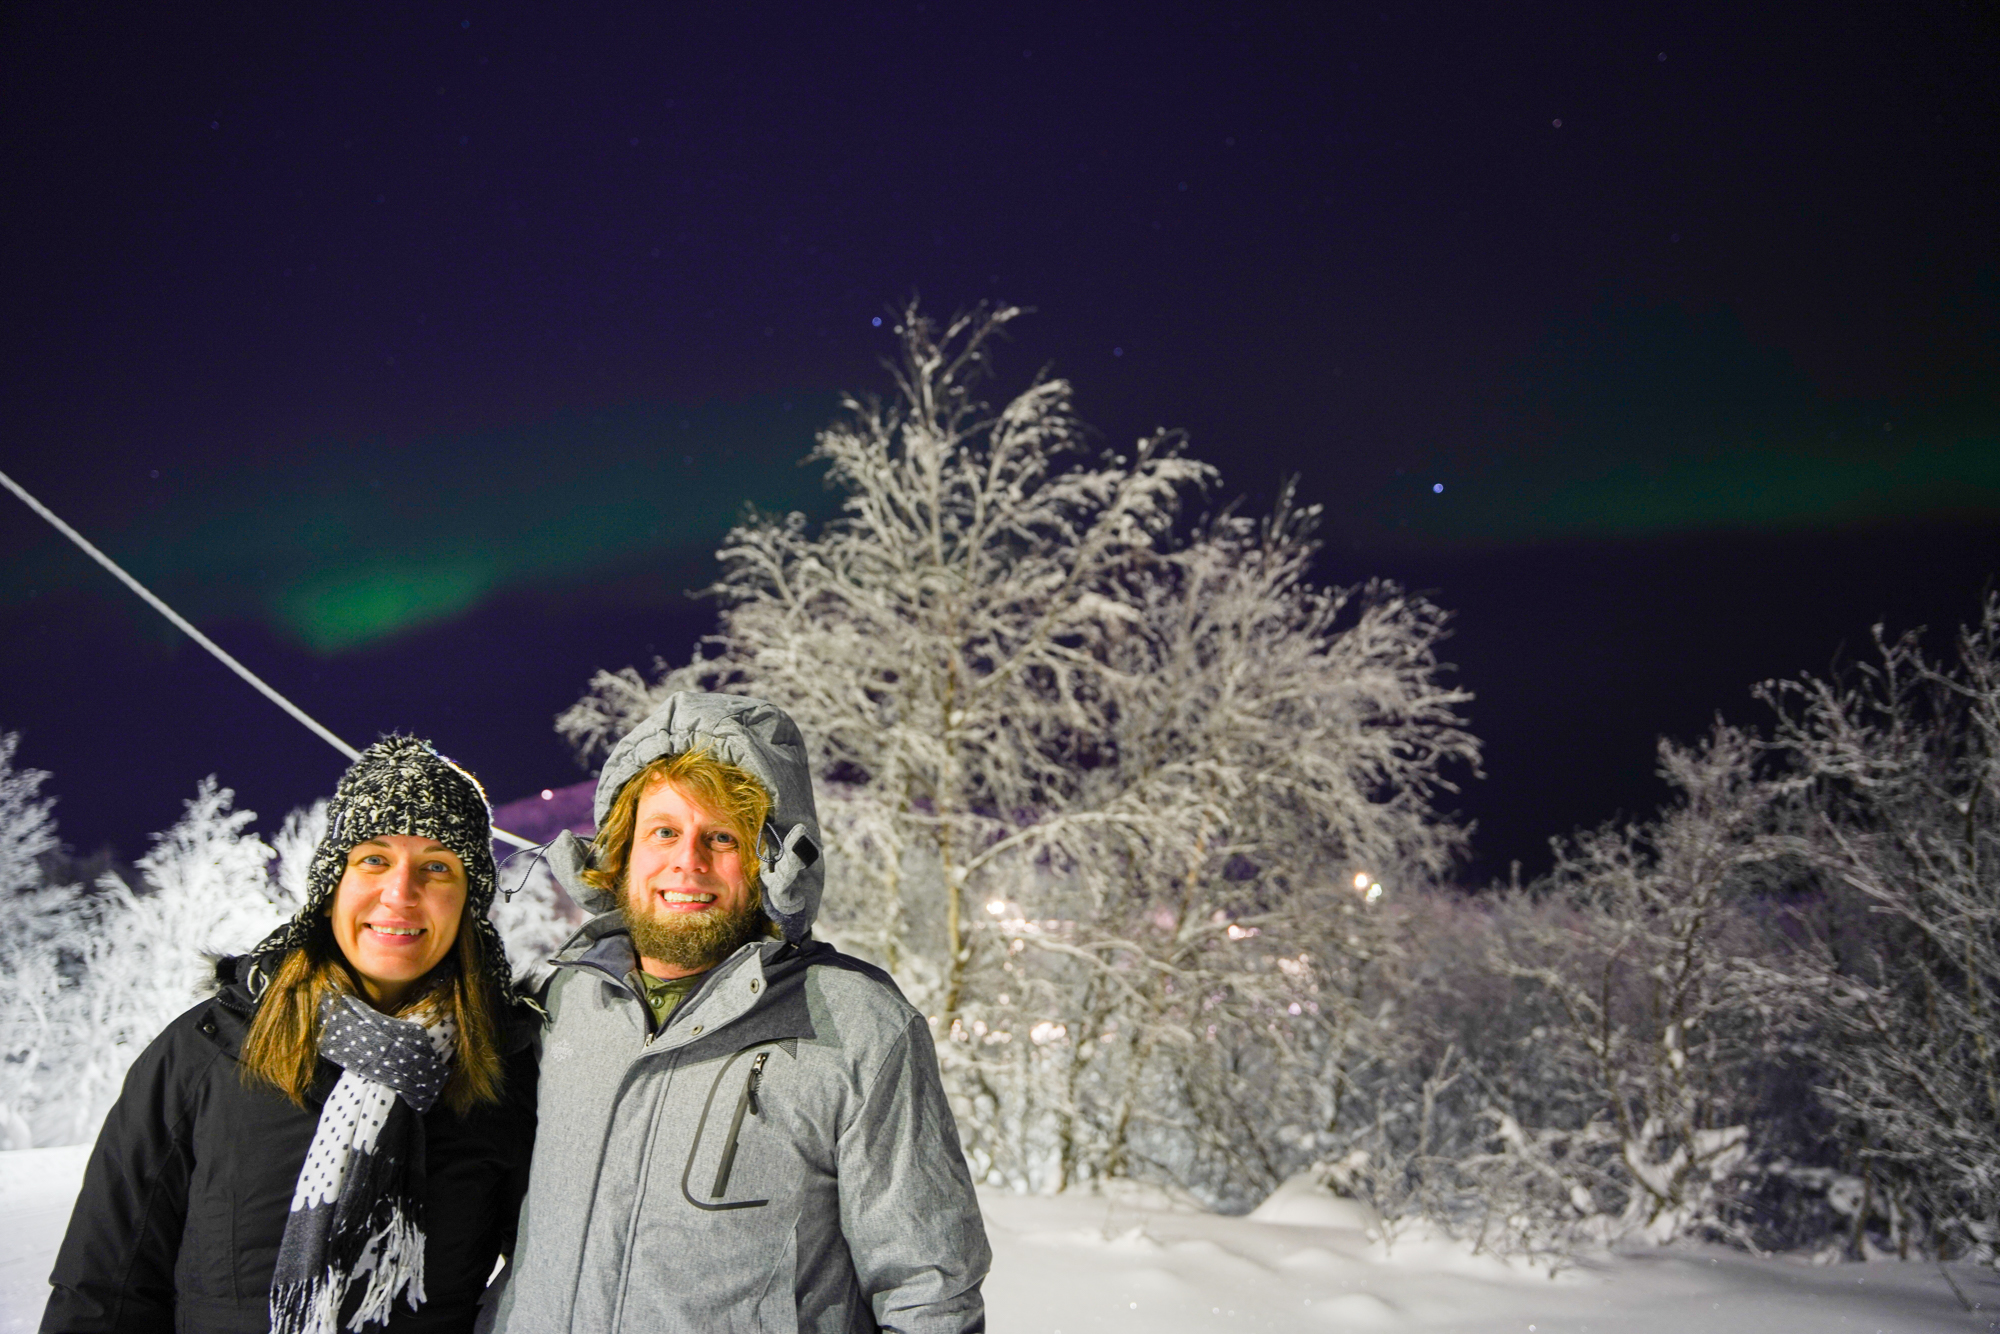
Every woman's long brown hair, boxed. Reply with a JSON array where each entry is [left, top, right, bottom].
[[238, 908, 505, 1115]]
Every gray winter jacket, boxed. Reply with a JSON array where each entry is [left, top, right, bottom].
[[494, 693, 989, 1334]]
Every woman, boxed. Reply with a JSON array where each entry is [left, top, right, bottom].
[[43, 737, 540, 1334]]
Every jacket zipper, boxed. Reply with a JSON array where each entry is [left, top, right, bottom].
[[679, 1047, 772, 1211], [710, 1051, 769, 1198]]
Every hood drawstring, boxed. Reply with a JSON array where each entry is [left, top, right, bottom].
[[497, 837, 560, 900]]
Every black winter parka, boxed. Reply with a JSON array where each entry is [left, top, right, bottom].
[[41, 955, 540, 1334]]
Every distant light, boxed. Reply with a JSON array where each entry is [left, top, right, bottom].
[[871, 316, 882, 327], [985, 899, 1006, 916], [1552, 118, 1563, 128], [1113, 347, 1124, 357], [1432, 483, 1444, 494], [1353, 872, 1371, 890], [1366, 884, 1384, 903], [540, 789, 554, 800]]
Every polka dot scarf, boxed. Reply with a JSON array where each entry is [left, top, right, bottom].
[[269, 993, 456, 1334]]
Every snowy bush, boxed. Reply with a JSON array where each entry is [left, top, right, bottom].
[[1761, 594, 2000, 1262], [1465, 727, 1808, 1251], [1375, 596, 2000, 1266]]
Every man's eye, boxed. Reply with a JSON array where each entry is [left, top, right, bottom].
[[650, 826, 678, 840], [710, 832, 737, 848]]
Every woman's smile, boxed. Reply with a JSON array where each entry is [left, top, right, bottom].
[[329, 835, 467, 1008]]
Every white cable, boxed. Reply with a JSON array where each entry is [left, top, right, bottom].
[[1, 466, 538, 850]]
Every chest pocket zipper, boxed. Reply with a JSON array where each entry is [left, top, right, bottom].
[[681, 1048, 772, 1211]]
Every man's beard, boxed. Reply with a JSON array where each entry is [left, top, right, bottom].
[[620, 879, 765, 974]]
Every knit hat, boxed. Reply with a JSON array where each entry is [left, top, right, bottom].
[[256, 735, 514, 999]]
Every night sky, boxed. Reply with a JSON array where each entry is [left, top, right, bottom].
[[2, 3, 1995, 885]]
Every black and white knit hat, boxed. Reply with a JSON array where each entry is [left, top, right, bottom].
[[257, 735, 514, 999]]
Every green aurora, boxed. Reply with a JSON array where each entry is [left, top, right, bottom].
[[1373, 302, 2000, 545], [8, 395, 838, 653], [10, 302, 1996, 654]]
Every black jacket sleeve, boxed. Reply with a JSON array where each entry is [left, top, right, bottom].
[[494, 1010, 543, 1264], [41, 1006, 212, 1333]]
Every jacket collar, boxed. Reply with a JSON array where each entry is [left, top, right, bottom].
[[554, 913, 831, 1058]]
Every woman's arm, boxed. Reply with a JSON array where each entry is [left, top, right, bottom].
[[494, 1016, 543, 1264], [40, 1007, 209, 1334]]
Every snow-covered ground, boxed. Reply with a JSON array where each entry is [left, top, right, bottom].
[[4, 1150, 1995, 1332], [1, 1147, 89, 1334]]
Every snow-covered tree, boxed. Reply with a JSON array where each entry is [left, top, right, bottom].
[[268, 798, 328, 916], [0, 733, 57, 896], [0, 731, 75, 1149], [1476, 726, 1804, 1248], [1766, 595, 2000, 1261], [1393, 598, 2000, 1264], [561, 304, 1479, 1199], [49, 779, 289, 1141]]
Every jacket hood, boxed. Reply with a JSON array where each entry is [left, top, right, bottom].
[[544, 692, 824, 941]]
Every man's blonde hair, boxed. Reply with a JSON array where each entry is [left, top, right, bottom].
[[583, 748, 773, 896]]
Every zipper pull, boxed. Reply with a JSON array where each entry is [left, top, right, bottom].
[[747, 1050, 769, 1115]]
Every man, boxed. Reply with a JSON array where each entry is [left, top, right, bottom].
[[496, 692, 989, 1333]]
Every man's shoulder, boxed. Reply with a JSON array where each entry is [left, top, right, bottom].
[[796, 941, 901, 995], [792, 942, 926, 1041]]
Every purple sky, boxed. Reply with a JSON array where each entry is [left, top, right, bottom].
[[2, 3, 1995, 882]]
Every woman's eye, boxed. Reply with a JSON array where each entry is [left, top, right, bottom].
[[710, 832, 736, 849], [422, 860, 452, 875], [649, 825, 678, 840]]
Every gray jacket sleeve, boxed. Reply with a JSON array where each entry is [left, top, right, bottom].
[[836, 1015, 991, 1334]]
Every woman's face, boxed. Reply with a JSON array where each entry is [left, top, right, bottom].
[[327, 834, 468, 1010]]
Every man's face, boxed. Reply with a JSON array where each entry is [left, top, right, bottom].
[[620, 778, 762, 978]]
